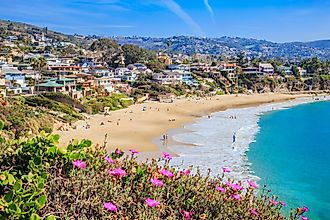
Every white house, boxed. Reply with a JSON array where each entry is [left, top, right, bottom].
[[259, 63, 275, 75], [95, 77, 114, 92]]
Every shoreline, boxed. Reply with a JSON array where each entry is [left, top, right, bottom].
[[54, 93, 313, 156], [166, 95, 329, 181]]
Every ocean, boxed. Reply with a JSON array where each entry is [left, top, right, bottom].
[[248, 100, 330, 220], [168, 97, 330, 220]]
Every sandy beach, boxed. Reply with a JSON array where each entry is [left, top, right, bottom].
[[54, 93, 309, 154]]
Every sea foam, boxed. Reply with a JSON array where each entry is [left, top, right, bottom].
[[168, 96, 326, 181]]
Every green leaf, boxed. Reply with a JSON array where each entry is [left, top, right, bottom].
[[0, 120, 4, 131], [8, 203, 17, 212], [36, 194, 47, 209], [52, 134, 60, 142], [4, 190, 13, 203], [30, 213, 41, 220], [13, 180, 22, 191], [7, 174, 15, 185], [45, 215, 57, 220], [33, 156, 42, 166]]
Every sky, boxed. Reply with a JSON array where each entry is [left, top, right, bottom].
[[0, 0, 329, 42]]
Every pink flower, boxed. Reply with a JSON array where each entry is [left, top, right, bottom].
[[181, 210, 192, 220], [183, 169, 191, 175], [250, 208, 258, 216], [162, 152, 172, 160], [222, 167, 231, 173], [108, 168, 127, 177], [145, 198, 159, 207], [230, 183, 244, 191], [216, 186, 226, 193], [115, 148, 122, 155], [129, 149, 139, 155], [270, 200, 278, 206], [150, 178, 164, 187], [105, 156, 114, 164], [103, 202, 117, 212], [303, 206, 309, 212], [301, 216, 308, 220], [160, 169, 174, 178], [231, 194, 241, 200], [72, 160, 87, 169], [279, 201, 286, 206], [247, 180, 258, 189]]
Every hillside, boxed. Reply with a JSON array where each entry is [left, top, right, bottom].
[[1, 19, 330, 60], [113, 36, 330, 60]]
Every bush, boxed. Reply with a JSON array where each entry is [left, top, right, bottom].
[[83, 94, 133, 114], [0, 130, 310, 219]]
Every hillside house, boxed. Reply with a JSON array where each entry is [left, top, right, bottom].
[[259, 63, 275, 75]]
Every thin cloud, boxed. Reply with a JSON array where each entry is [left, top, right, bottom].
[[204, 0, 215, 24], [160, 0, 204, 36]]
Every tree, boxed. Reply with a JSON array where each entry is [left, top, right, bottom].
[[31, 57, 47, 72], [121, 44, 156, 65], [301, 57, 322, 74], [236, 51, 246, 66], [292, 65, 300, 78]]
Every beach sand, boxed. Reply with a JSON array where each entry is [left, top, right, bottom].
[[54, 93, 308, 155]]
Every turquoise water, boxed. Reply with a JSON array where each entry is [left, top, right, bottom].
[[248, 101, 330, 220]]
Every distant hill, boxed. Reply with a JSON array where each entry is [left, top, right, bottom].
[[1, 19, 329, 60], [113, 36, 330, 60]]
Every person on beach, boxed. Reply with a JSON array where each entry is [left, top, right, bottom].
[[232, 132, 236, 143]]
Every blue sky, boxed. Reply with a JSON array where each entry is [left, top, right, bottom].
[[0, 0, 329, 42]]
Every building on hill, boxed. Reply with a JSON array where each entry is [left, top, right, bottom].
[[297, 67, 307, 76], [152, 72, 182, 85], [35, 78, 77, 94], [157, 93, 176, 103], [242, 67, 261, 75], [279, 66, 293, 75], [157, 53, 172, 65], [48, 65, 81, 75], [259, 63, 275, 75]]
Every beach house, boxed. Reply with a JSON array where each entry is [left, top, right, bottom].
[[259, 63, 275, 75], [152, 72, 182, 84], [95, 77, 114, 93]]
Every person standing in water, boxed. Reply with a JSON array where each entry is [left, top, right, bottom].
[[232, 132, 236, 143]]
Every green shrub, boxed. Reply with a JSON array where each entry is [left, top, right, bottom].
[[0, 130, 310, 219]]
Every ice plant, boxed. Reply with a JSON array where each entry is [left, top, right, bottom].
[[301, 216, 308, 220], [270, 200, 278, 206], [162, 152, 172, 160], [150, 178, 164, 187], [303, 206, 309, 212], [129, 149, 139, 155], [108, 168, 127, 177], [72, 160, 87, 169], [181, 210, 192, 220], [105, 156, 114, 164], [247, 180, 258, 189], [279, 201, 286, 206], [230, 183, 243, 191], [103, 202, 117, 212], [160, 169, 174, 178], [115, 148, 122, 155], [216, 186, 225, 193], [222, 167, 231, 173], [183, 169, 191, 175], [250, 208, 258, 217], [231, 194, 241, 200], [145, 198, 159, 207]]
